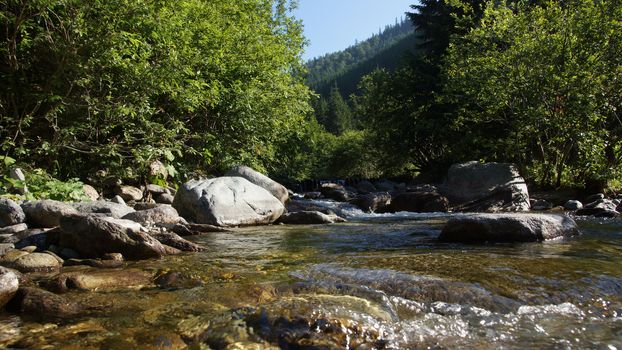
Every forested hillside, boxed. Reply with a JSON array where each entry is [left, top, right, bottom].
[[306, 19, 415, 97]]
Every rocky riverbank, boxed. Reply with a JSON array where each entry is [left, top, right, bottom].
[[0, 161, 606, 331]]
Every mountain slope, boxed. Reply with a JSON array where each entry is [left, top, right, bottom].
[[306, 20, 418, 97]]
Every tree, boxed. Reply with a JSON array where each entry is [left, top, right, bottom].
[[443, 0, 622, 187], [0, 0, 313, 180], [325, 85, 352, 135]]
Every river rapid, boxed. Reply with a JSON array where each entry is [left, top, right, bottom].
[[1, 201, 621, 349]]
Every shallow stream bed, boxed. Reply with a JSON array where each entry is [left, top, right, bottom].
[[1, 213, 621, 349]]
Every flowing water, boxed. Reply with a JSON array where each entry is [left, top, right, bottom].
[[1, 202, 621, 349]]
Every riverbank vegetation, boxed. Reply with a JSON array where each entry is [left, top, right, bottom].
[[1, 0, 621, 195]]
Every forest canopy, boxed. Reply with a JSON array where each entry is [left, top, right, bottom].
[[1, 0, 621, 191], [0, 0, 314, 182]]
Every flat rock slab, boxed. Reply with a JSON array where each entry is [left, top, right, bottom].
[[439, 214, 579, 243], [122, 205, 181, 225], [73, 201, 135, 219], [45, 268, 153, 292], [279, 211, 345, 225]]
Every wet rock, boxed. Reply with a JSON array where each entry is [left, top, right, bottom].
[[122, 205, 181, 225], [0, 267, 19, 309], [386, 191, 449, 213], [21, 200, 78, 228], [439, 213, 579, 243], [148, 230, 205, 252], [226, 165, 289, 203], [161, 245, 182, 255], [440, 161, 530, 212], [353, 180, 377, 194], [585, 198, 617, 211], [0, 223, 27, 234], [45, 269, 152, 293], [73, 201, 135, 219], [20, 246, 37, 253], [303, 192, 322, 199], [64, 258, 124, 268], [352, 192, 392, 213], [279, 211, 345, 225], [162, 223, 229, 236], [10, 252, 61, 273], [114, 185, 143, 202], [82, 184, 100, 201], [576, 199, 619, 217], [564, 200, 583, 210], [6, 287, 82, 319], [0, 198, 26, 228], [585, 193, 605, 204], [320, 183, 350, 202], [531, 199, 553, 211], [155, 193, 175, 205], [173, 177, 284, 227], [59, 214, 167, 260], [154, 271, 203, 290]]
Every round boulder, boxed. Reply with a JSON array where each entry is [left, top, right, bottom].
[[11, 252, 61, 273], [226, 165, 289, 203], [173, 177, 285, 227], [439, 214, 579, 243]]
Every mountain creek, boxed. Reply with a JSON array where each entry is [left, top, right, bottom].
[[1, 204, 620, 349]]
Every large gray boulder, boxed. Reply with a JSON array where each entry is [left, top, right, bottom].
[[441, 161, 530, 212], [73, 201, 135, 219], [173, 177, 285, 227], [21, 200, 79, 228], [226, 165, 289, 203], [0, 198, 26, 228], [439, 214, 579, 243], [59, 214, 168, 260]]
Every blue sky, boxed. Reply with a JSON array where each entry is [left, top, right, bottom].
[[293, 0, 415, 61]]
